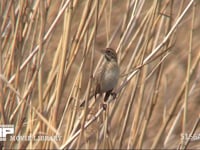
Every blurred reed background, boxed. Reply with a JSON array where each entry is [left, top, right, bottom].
[[0, 0, 200, 149]]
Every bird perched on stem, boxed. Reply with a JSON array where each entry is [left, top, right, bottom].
[[80, 47, 120, 108]]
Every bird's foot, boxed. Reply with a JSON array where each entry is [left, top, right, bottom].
[[101, 102, 107, 110], [111, 92, 117, 99]]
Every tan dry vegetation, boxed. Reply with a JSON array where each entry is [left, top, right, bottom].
[[0, 0, 200, 149]]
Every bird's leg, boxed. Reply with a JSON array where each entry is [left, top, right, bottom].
[[102, 89, 113, 110], [104, 89, 113, 102]]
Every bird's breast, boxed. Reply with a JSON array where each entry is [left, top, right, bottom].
[[100, 63, 119, 92]]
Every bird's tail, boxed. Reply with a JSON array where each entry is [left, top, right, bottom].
[[79, 90, 95, 107]]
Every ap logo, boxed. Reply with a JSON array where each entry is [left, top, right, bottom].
[[0, 125, 14, 141]]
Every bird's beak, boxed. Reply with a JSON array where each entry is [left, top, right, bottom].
[[97, 49, 105, 54]]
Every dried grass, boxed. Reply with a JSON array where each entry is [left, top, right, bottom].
[[0, 0, 200, 149]]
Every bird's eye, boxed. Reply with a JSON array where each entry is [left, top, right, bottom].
[[107, 50, 112, 54]]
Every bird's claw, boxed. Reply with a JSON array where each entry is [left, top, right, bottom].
[[111, 92, 117, 99]]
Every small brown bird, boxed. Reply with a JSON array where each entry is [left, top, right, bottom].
[[80, 48, 120, 107]]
